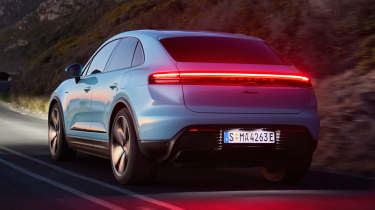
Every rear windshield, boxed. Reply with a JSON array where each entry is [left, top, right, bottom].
[[160, 36, 283, 65]]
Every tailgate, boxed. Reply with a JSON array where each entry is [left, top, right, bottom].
[[177, 62, 314, 114]]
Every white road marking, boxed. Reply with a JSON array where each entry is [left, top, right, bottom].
[[151, 189, 359, 199], [0, 157, 125, 210], [0, 146, 184, 210]]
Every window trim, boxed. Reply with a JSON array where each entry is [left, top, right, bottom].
[[131, 41, 145, 68], [81, 39, 121, 77], [104, 37, 145, 73]]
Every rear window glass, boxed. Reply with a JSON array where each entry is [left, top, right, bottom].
[[160, 36, 283, 65]]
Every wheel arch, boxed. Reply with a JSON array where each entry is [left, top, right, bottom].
[[49, 96, 67, 135], [109, 98, 140, 141]]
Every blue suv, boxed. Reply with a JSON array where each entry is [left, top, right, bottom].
[[48, 30, 319, 184]]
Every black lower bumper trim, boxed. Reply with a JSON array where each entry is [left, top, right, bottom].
[[138, 140, 173, 161], [138, 125, 317, 165]]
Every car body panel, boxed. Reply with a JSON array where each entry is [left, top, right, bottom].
[[175, 62, 314, 114], [90, 70, 128, 132]]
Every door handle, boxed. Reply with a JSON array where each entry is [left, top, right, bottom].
[[109, 83, 118, 90], [84, 86, 91, 93]]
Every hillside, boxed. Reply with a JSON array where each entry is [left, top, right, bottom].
[[0, 0, 374, 176], [0, 0, 373, 94], [0, 0, 44, 29], [314, 69, 375, 176]]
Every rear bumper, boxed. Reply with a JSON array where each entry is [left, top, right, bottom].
[[136, 106, 319, 141], [139, 124, 317, 165]]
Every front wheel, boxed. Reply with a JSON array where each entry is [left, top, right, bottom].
[[110, 108, 154, 185], [48, 104, 75, 161]]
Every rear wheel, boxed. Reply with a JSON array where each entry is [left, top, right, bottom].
[[48, 104, 75, 161], [261, 154, 312, 184], [110, 108, 153, 185]]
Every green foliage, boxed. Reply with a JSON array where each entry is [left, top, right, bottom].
[[0, 93, 11, 103], [13, 94, 49, 113], [356, 35, 375, 70]]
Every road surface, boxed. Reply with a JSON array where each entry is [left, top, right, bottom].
[[0, 102, 374, 210]]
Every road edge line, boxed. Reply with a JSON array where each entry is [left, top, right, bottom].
[[0, 157, 125, 210], [0, 146, 184, 210]]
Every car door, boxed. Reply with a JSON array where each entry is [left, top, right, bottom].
[[89, 37, 140, 140], [64, 64, 93, 138], [67, 40, 119, 139]]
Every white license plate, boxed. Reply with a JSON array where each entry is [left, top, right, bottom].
[[224, 129, 276, 144]]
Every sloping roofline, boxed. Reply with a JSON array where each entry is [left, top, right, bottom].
[[109, 29, 264, 42]]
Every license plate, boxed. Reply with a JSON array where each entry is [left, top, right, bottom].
[[224, 129, 276, 144]]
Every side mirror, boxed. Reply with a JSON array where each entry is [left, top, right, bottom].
[[65, 63, 82, 82], [65, 63, 82, 78]]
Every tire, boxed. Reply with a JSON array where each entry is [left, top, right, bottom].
[[261, 154, 312, 184], [48, 103, 76, 161], [110, 108, 153, 185]]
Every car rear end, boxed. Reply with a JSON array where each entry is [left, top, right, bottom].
[[138, 34, 319, 170]]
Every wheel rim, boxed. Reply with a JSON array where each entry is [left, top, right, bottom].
[[49, 107, 60, 155], [111, 116, 130, 176]]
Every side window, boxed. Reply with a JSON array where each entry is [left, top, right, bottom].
[[105, 37, 138, 72], [85, 40, 119, 76], [132, 41, 145, 67]]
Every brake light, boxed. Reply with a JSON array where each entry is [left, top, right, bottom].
[[149, 72, 311, 87]]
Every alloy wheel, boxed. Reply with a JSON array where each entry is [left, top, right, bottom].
[[111, 116, 131, 176], [49, 107, 60, 155]]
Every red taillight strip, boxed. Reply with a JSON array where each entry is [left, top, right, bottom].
[[179, 72, 309, 82], [152, 72, 180, 78], [150, 72, 180, 84], [149, 72, 311, 87]]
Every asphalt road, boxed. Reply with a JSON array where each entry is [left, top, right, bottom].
[[0, 102, 374, 210]]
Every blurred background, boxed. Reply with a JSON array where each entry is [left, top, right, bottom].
[[0, 0, 374, 177]]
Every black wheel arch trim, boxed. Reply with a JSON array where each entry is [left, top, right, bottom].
[[110, 98, 175, 162], [138, 126, 191, 163], [109, 97, 141, 141], [49, 96, 67, 137]]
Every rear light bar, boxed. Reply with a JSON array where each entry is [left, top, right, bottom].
[[149, 72, 311, 87]]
